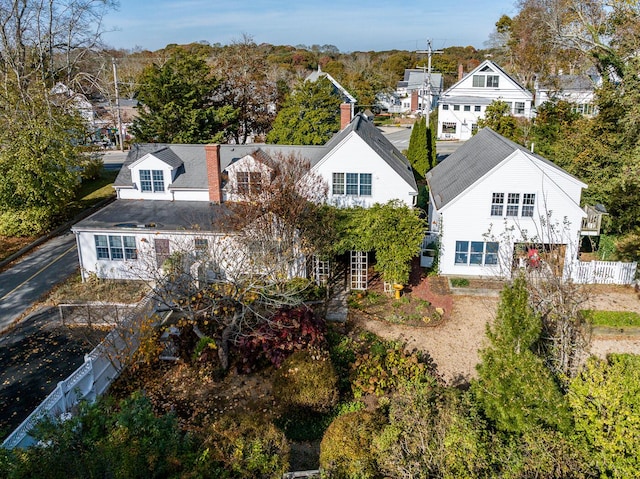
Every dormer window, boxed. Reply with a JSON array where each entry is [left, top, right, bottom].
[[237, 171, 262, 194], [140, 169, 165, 192]]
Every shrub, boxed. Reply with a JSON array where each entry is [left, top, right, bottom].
[[272, 349, 339, 413], [203, 413, 290, 479], [81, 156, 104, 181], [350, 333, 438, 398], [450, 277, 470, 287], [320, 410, 384, 479], [237, 306, 326, 372], [0, 206, 53, 236]]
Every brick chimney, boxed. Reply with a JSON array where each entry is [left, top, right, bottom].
[[340, 103, 352, 129], [458, 63, 464, 81], [205, 144, 222, 203], [411, 90, 418, 112]]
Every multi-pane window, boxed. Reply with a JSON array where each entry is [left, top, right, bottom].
[[474, 105, 481, 112], [332, 173, 345, 195], [514, 102, 525, 115], [506, 193, 520, 216], [472, 75, 485, 87], [442, 104, 449, 110], [464, 105, 471, 111], [522, 193, 535, 217], [194, 238, 208, 259], [442, 122, 456, 134], [455, 241, 500, 265], [491, 193, 504, 216], [140, 169, 164, 192], [332, 173, 372, 196], [486, 75, 499, 87], [453, 105, 460, 111], [471, 123, 478, 134], [236, 171, 262, 194], [95, 235, 137, 261], [455, 241, 469, 264]]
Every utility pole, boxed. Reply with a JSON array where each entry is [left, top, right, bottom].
[[416, 39, 443, 126], [112, 58, 124, 152]]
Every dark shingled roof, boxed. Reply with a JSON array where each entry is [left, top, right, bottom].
[[114, 114, 417, 194], [72, 200, 235, 233], [426, 128, 578, 209], [325, 114, 417, 191]]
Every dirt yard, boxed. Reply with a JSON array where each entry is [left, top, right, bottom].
[[354, 283, 640, 384]]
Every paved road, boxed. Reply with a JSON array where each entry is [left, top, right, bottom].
[[381, 126, 465, 161], [0, 232, 79, 333]]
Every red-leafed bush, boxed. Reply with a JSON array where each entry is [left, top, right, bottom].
[[237, 307, 326, 372]]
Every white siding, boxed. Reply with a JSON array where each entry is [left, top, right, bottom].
[[436, 152, 585, 277], [125, 155, 176, 201], [314, 133, 417, 207]]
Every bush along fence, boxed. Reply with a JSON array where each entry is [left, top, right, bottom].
[[2, 293, 160, 449], [568, 260, 637, 285]]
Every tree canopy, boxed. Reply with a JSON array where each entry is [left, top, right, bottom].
[[266, 77, 342, 145], [131, 49, 237, 143]]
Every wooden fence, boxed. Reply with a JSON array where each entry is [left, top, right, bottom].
[[2, 294, 159, 449], [567, 260, 637, 285]]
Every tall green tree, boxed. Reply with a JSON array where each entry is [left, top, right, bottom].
[[406, 117, 429, 180], [131, 48, 236, 143], [473, 276, 572, 435], [0, 82, 84, 236], [266, 76, 341, 145]]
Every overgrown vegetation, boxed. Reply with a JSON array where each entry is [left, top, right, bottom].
[[583, 310, 640, 328]]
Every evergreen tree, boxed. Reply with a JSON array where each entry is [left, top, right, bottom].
[[473, 276, 572, 434], [406, 117, 429, 180], [266, 77, 341, 145], [131, 48, 237, 143]]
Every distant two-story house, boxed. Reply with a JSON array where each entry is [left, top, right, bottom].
[[534, 70, 601, 117], [437, 60, 534, 141], [426, 127, 586, 279], [386, 69, 444, 114], [72, 113, 418, 282]]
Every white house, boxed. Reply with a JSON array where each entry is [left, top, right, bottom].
[[72, 113, 418, 281], [534, 71, 600, 117], [437, 60, 534, 141], [385, 69, 444, 114], [426, 127, 587, 279]]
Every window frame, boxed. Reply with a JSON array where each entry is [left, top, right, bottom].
[[455, 241, 500, 266], [332, 172, 372, 197], [522, 193, 535, 217], [486, 75, 499, 87], [140, 169, 165, 193], [514, 102, 525, 115], [472, 75, 485, 88], [506, 193, 520, 216], [95, 235, 137, 261], [442, 122, 456, 134], [491, 193, 504, 216]]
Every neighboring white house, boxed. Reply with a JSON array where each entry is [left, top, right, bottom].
[[306, 66, 357, 119], [437, 60, 534, 141], [534, 70, 601, 117], [382, 69, 444, 114], [426, 127, 587, 279], [72, 113, 418, 281]]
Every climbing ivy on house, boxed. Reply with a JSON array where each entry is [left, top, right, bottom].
[[333, 201, 425, 285]]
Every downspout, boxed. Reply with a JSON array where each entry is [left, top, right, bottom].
[[74, 231, 86, 282]]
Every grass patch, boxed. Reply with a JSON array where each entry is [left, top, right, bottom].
[[47, 271, 149, 304], [450, 278, 470, 287], [76, 170, 118, 207], [584, 310, 640, 327]]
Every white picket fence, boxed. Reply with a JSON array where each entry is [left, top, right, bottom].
[[568, 260, 638, 285], [2, 294, 159, 449]]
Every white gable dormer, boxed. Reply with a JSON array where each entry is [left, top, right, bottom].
[[123, 150, 183, 201], [223, 153, 273, 202]]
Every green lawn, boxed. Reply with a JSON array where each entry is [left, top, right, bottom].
[[76, 170, 118, 207], [583, 310, 640, 327]]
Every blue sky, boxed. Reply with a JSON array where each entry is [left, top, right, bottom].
[[101, 1, 516, 52]]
